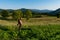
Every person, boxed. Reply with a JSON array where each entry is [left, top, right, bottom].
[[17, 18, 22, 40], [17, 18, 22, 30]]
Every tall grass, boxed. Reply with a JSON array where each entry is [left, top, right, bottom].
[[0, 25, 60, 40], [1, 17, 60, 26]]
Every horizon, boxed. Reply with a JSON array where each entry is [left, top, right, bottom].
[[0, 0, 60, 10], [0, 8, 60, 11]]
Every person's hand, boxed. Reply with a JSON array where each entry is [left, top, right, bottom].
[[17, 24, 18, 26]]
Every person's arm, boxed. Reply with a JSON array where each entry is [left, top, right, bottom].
[[20, 20, 22, 25]]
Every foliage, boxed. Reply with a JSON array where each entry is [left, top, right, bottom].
[[12, 10, 23, 20], [1, 10, 10, 17], [0, 25, 60, 40], [26, 9, 32, 20], [56, 13, 60, 18]]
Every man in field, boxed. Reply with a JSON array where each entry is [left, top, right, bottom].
[[17, 18, 22, 30]]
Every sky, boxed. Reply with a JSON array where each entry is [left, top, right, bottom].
[[0, 0, 60, 10]]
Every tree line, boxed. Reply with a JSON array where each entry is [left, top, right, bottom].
[[0, 9, 33, 20], [0, 9, 60, 20]]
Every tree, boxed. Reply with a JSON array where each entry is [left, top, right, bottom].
[[57, 13, 59, 18], [26, 9, 32, 20], [12, 10, 23, 20], [1, 10, 9, 18], [57, 12, 60, 18]]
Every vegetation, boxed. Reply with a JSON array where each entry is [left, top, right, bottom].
[[1, 10, 10, 18], [57, 13, 60, 18], [0, 8, 60, 40], [0, 25, 60, 40], [0, 17, 60, 40], [12, 10, 23, 20], [25, 9, 32, 20], [0, 9, 60, 19]]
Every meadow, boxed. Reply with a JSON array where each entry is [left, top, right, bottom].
[[0, 17, 60, 26], [0, 17, 60, 40]]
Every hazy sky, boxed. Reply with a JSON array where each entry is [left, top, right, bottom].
[[0, 0, 60, 10]]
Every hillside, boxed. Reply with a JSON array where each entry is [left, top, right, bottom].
[[0, 8, 52, 13], [49, 8, 60, 15], [0, 8, 60, 16]]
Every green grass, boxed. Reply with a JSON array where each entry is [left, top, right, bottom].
[[0, 25, 60, 40], [0, 17, 60, 40]]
